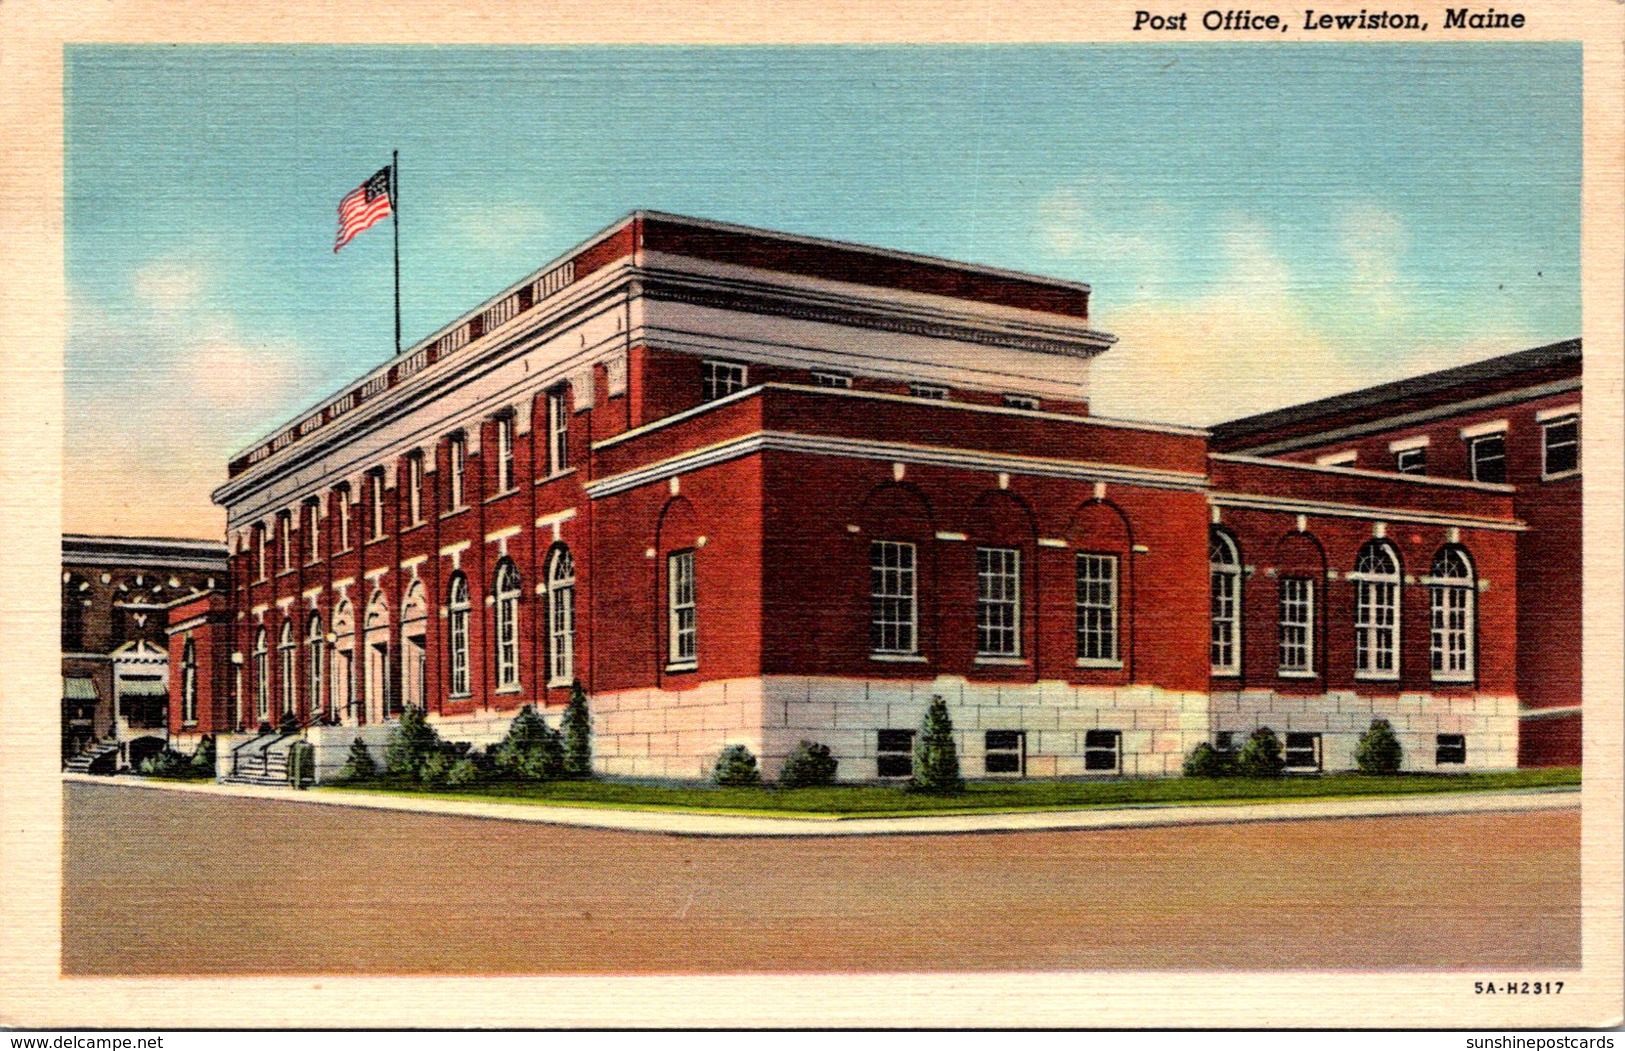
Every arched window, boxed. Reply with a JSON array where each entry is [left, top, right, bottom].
[[547, 546, 576, 685], [279, 620, 297, 718], [1209, 530, 1241, 675], [447, 574, 471, 697], [181, 636, 198, 725], [1352, 540, 1401, 680], [306, 613, 325, 719], [493, 560, 522, 690], [253, 627, 270, 722], [1429, 546, 1475, 682]]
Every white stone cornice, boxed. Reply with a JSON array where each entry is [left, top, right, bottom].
[[568, 366, 594, 412]]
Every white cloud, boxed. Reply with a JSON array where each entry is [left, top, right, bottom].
[[131, 261, 206, 314], [1337, 205, 1409, 322], [1036, 188, 1176, 302]]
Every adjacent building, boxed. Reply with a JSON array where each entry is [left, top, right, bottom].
[[161, 212, 1552, 782], [62, 534, 227, 769], [1212, 340, 1582, 766]]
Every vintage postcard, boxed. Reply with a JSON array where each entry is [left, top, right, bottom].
[[1, 0, 1620, 1032]]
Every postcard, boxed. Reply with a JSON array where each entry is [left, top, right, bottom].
[[1, 0, 1620, 1032]]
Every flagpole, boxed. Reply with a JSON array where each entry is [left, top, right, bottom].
[[392, 150, 401, 356]]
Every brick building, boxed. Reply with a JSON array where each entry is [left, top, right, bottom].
[[1212, 340, 1582, 766], [62, 534, 227, 770], [165, 212, 1542, 782]]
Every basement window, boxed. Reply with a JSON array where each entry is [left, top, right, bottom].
[[1083, 729, 1122, 773], [984, 730, 1025, 776], [1284, 732, 1323, 772], [1436, 734, 1467, 766], [876, 729, 915, 778]]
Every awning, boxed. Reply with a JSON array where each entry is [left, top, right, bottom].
[[63, 677, 97, 701], [117, 679, 168, 698]]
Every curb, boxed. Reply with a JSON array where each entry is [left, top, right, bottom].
[[63, 773, 1581, 839]]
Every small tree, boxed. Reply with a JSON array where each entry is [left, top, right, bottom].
[[491, 705, 565, 782], [911, 695, 964, 794], [1183, 741, 1235, 778], [189, 735, 217, 777], [779, 740, 839, 788], [1236, 726, 1285, 777], [561, 681, 594, 779], [383, 705, 441, 779], [1355, 718, 1404, 774], [713, 744, 762, 786], [336, 736, 377, 782]]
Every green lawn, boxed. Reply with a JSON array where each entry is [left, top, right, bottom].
[[319, 767, 1580, 819]]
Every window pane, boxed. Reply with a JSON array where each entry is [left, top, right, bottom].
[[869, 541, 917, 654], [1075, 554, 1118, 662], [1544, 418, 1578, 475], [976, 547, 1021, 656], [1471, 434, 1507, 484]]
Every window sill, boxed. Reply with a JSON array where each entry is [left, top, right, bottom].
[[1075, 659, 1123, 670], [974, 656, 1028, 666], [365, 536, 390, 546], [1431, 674, 1475, 685], [1278, 669, 1319, 679], [494, 685, 522, 696], [871, 653, 927, 663], [332, 548, 352, 558], [1541, 468, 1580, 482], [1211, 668, 1241, 678], [536, 468, 577, 486], [402, 521, 427, 535], [665, 661, 699, 673], [440, 506, 471, 521], [547, 677, 574, 690], [448, 692, 473, 702], [1354, 673, 1400, 683], [254, 578, 269, 586], [484, 489, 520, 505], [277, 569, 297, 579]]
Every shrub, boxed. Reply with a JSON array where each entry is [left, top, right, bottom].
[[418, 748, 454, 785], [1236, 727, 1285, 777], [335, 736, 377, 782], [189, 735, 217, 777], [910, 695, 964, 794], [445, 754, 486, 787], [779, 740, 838, 788], [287, 740, 316, 788], [491, 705, 565, 782], [713, 744, 762, 786], [1183, 741, 1235, 778], [1355, 718, 1405, 774], [383, 705, 442, 779], [138, 749, 189, 777], [562, 681, 594, 779]]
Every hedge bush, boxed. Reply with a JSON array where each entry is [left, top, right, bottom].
[[713, 744, 762, 786], [383, 705, 442, 779], [1236, 727, 1285, 777], [491, 705, 566, 782], [779, 740, 838, 788], [910, 695, 964, 794], [1183, 741, 1235, 778], [189, 735, 217, 777], [1355, 718, 1404, 774], [562, 681, 594, 779]]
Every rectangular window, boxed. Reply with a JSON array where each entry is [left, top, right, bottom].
[[812, 370, 852, 389], [1075, 553, 1119, 665], [1084, 729, 1122, 773], [1284, 732, 1323, 771], [256, 527, 267, 581], [1469, 433, 1507, 484], [1315, 450, 1357, 467], [702, 360, 747, 402], [1436, 733, 1467, 765], [305, 501, 321, 564], [496, 415, 515, 493], [548, 388, 570, 474], [1543, 416, 1579, 477], [368, 470, 386, 539], [668, 550, 697, 666], [1002, 394, 1040, 411], [876, 729, 915, 778], [278, 511, 293, 572], [449, 434, 467, 509], [407, 454, 424, 525], [976, 547, 1021, 657], [1394, 447, 1427, 475], [984, 730, 1025, 776], [1278, 577, 1314, 675], [1210, 563, 1240, 674], [869, 541, 918, 655], [335, 487, 351, 552], [908, 382, 948, 400]]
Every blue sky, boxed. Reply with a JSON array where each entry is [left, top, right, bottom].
[[65, 44, 1580, 537]]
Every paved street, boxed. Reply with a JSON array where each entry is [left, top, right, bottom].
[[63, 781, 1580, 975]]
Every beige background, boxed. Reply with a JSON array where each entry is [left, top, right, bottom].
[[1, 0, 1620, 1029]]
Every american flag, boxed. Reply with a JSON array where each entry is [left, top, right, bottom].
[[333, 165, 393, 252]]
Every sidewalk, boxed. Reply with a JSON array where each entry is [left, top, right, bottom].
[[63, 772, 1580, 838]]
